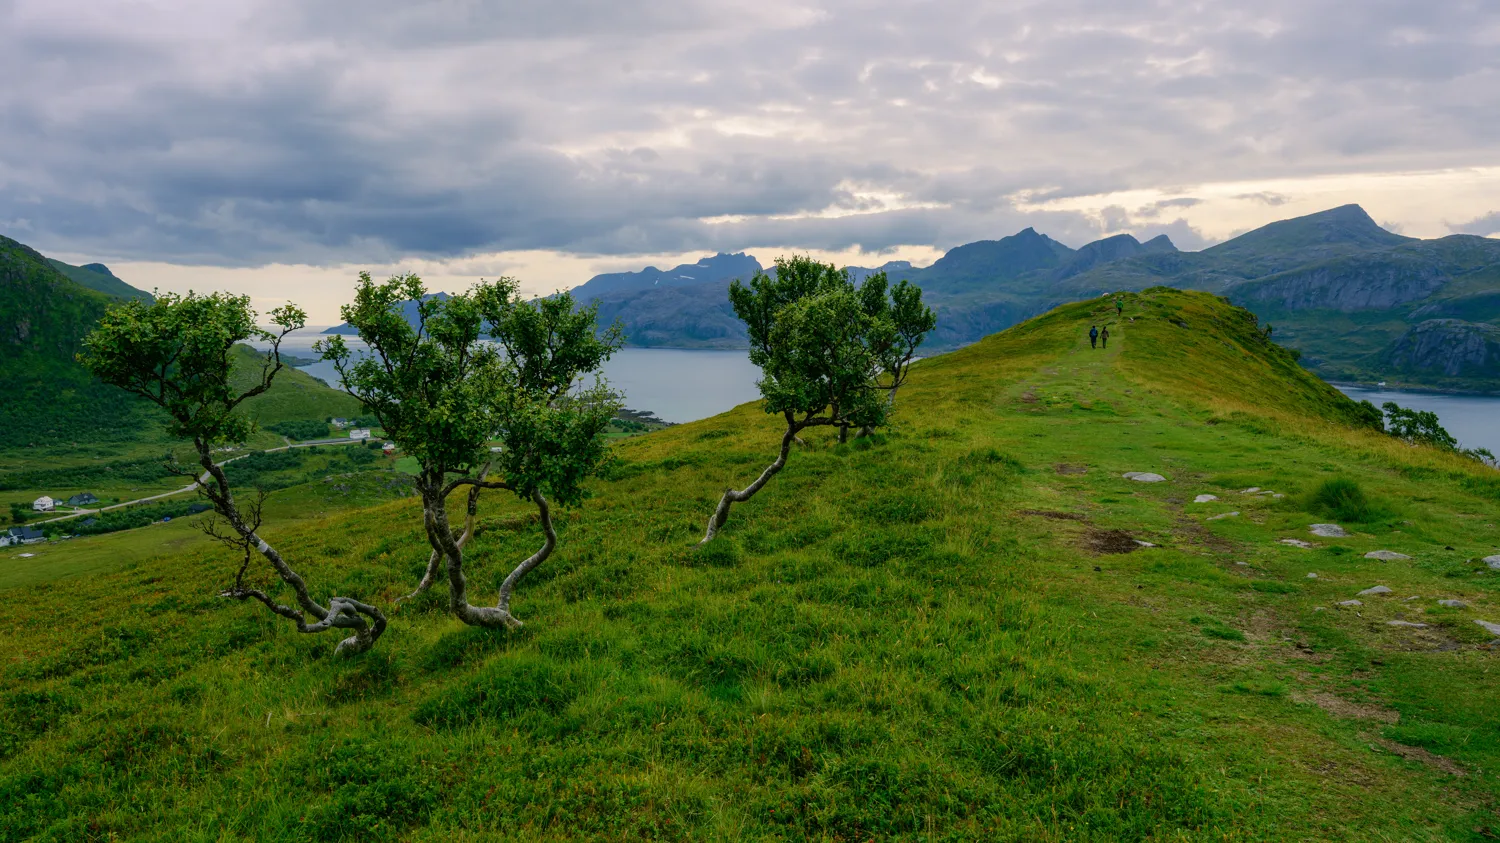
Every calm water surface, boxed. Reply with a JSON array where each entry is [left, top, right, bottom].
[[267, 330, 761, 424], [1336, 386, 1500, 454], [261, 331, 1500, 441]]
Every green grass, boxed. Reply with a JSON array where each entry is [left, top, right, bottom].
[[2, 289, 1499, 840]]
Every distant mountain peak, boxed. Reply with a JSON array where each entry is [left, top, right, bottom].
[[569, 252, 763, 303], [1206, 203, 1410, 258]]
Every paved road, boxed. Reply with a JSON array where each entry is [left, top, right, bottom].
[[31, 437, 369, 526]]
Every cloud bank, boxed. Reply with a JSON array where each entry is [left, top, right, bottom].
[[3, 0, 1499, 271]]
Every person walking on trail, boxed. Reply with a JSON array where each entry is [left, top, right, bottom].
[[1115, 297, 1124, 316], [1089, 325, 1099, 349], [1101, 326, 1110, 348]]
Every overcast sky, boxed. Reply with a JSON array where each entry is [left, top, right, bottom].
[[5, 0, 1499, 320]]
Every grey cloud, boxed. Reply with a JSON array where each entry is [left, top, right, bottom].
[[1236, 192, 1291, 206], [2, 0, 1498, 267], [1451, 212, 1500, 237]]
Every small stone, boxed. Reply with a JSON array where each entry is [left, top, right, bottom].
[[1280, 539, 1314, 548], [1310, 524, 1347, 538], [1438, 599, 1467, 608], [1240, 487, 1261, 494], [1386, 620, 1429, 628], [1475, 620, 1500, 636], [1134, 540, 1157, 547], [1272, 493, 1285, 499], [1364, 550, 1411, 561], [1124, 472, 1167, 483], [1306, 573, 1318, 579], [1314, 606, 1327, 612], [1207, 511, 1240, 521], [1403, 596, 1421, 602], [1235, 561, 1250, 566], [1338, 600, 1362, 607], [1358, 585, 1393, 596], [1193, 494, 1219, 503], [1485, 555, 1500, 569]]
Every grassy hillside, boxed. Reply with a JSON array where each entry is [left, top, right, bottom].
[[4, 289, 1500, 840], [44, 258, 153, 303], [229, 344, 364, 427]]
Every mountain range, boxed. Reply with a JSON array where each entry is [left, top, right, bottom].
[[564, 205, 1500, 391]]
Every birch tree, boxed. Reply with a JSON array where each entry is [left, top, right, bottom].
[[701, 256, 935, 544], [317, 273, 620, 630], [80, 293, 387, 655]]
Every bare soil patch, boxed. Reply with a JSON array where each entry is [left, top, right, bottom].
[[1298, 692, 1400, 724], [1018, 509, 1086, 521], [1375, 737, 1466, 777], [1054, 463, 1088, 475], [1086, 529, 1141, 554]]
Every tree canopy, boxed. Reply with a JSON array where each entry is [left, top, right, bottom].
[[703, 256, 935, 542], [318, 273, 623, 628]]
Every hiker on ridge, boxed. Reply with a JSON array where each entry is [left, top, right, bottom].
[[1101, 326, 1110, 348], [1115, 296, 1124, 316], [1089, 325, 1099, 349]]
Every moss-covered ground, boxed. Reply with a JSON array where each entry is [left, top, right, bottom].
[[2, 289, 1498, 841]]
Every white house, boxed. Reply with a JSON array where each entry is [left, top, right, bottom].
[[349, 428, 372, 441], [32, 496, 55, 512], [331, 417, 349, 429], [382, 442, 396, 453]]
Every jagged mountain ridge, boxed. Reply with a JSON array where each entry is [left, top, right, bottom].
[[577, 205, 1499, 389]]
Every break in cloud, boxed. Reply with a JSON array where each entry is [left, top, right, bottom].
[[3, 0, 1500, 313]]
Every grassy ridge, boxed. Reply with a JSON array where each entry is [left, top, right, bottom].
[[3, 290, 1499, 840]]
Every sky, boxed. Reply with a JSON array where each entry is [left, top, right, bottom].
[[4, 0, 1499, 323]]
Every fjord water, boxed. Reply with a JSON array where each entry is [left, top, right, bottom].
[[267, 330, 1499, 439], [1336, 385, 1500, 454], [272, 330, 761, 424]]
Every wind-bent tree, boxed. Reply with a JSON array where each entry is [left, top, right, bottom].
[[317, 273, 621, 629], [701, 256, 935, 544], [80, 293, 387, 655]]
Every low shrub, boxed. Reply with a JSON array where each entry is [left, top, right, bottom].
[[1305, 478, 1387, 523]]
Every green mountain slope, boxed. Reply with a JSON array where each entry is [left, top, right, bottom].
[[0, 235, 364, 496], [4, 290, 1498, 839], [44, 258, 153, 302], [0, 235, 154, 449]]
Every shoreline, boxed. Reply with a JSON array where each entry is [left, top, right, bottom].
[[1328, 381, 1500, 399]]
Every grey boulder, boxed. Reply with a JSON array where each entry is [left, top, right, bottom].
[[1123, 472, 1167, 483], [1310, 524, 1347, 538], [1358, 585, 1393, 596]]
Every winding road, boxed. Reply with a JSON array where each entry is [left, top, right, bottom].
[[31, 437, 368, 527]]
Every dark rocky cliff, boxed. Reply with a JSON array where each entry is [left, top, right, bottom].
[[1380, 319, 1500, 378]]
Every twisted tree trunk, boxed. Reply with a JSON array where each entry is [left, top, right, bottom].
[[398, 475, 485, 604], [701, 419, 803, 544], [200, 442, 386, 655], [423, 481, 555, 630]]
